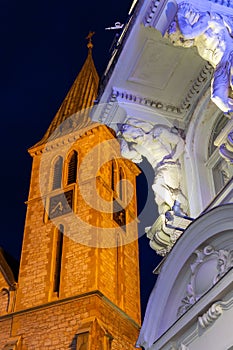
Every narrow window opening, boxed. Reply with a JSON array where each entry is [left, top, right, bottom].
[[67, 151, 78, 185], [111, 160, 116, 191], [119, 167, 124, 200], [52, 156, 63, 190], [53, 224, 64, 295]]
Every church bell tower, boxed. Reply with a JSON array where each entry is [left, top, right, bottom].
[[0, 36, 141, 349]]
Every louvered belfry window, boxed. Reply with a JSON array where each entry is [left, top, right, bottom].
[[67, 151, 78, 185], [52, 156, 63, 190]]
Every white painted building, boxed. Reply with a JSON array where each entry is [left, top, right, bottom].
[[92, 0, 233, 348]]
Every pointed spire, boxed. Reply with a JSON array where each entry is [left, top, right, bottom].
[[34, 35, 99, 147]]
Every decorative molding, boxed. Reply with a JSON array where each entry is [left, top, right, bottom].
[[146, 213, 192, 256], [99, 63, 212, 124], [177, 245, 233, 317], [143, 0, 163, 27], [180, 63, 213, 110], [198, 302, 222, 329], [207, 0, 233, 7], [113, 88, 183, 115], [97, 92, 118, 125], [143, 0, 178, 36]]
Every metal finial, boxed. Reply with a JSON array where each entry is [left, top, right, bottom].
[[86, 31, 95, 49]]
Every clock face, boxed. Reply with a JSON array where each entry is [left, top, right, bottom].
[[113, 200, 126, 230], [49, 190, 73, 219]]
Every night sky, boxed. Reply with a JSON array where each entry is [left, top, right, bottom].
[[1, 0, 160, 317]]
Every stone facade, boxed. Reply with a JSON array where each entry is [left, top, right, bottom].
[[0, 293, 139, 349], [0, 45, 141, 349], [0, 123, 141, 349]]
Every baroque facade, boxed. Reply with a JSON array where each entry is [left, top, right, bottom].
[[91, 0, 233, 349]]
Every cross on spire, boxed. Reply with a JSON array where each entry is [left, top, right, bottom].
[[86, 31, 95, 50]]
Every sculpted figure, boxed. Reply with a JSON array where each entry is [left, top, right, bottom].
[[119, 118, 187, 215], [168, 2, 233, 113]]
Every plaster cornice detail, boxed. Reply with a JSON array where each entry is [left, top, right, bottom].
[[179, 63, 213, 111], [113, 88, 183, 115], [99, 63, 212, 125], [97, 88, 183, 127], [143, 0, 164, 27], [97, 91, 118, 126], [202, 0, 233, 8]]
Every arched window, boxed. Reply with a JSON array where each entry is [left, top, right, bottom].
[[67, 151, 78, 185], [52, 156, 63, 190], [53, 224, 64, 295]]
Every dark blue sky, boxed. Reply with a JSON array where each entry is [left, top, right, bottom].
[[1, 0, 160, 317]]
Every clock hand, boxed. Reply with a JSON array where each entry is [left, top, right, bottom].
[[51, 201, 63, 214]]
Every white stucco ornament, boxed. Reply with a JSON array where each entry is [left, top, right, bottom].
[[119, 118, 187, 215], [178, 245, 233, 317], [168, 2, 233, 114], [198, 301, 223, 329], [119, 118, 190, 255], [136, 205, 233, 349]]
